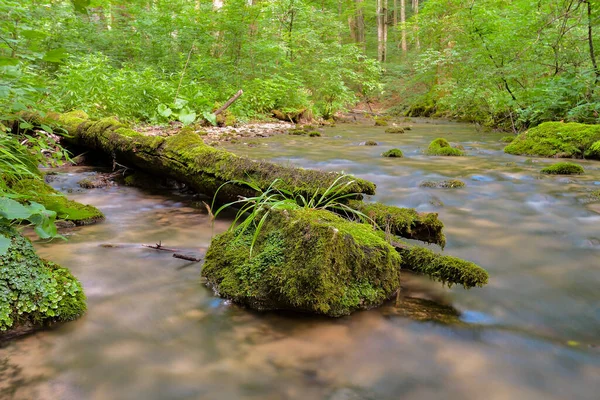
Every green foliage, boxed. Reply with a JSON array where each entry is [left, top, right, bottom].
[[426, 138, 465, 156], [0, 225, 85, 331], [504, 122, 600, 158], [540, 162, 584, 175], [499, 136, 515, 143], [382, 148, 404, 158]]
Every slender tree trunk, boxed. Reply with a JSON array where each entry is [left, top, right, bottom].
[[377, 0, 388, 62], [401, 0, 407, 52], [355, 0, 365, 51], [584, 0, 600, 85], [393, 0, 398, 25], [413, 0, 420, 49]]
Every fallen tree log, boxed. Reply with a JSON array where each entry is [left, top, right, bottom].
[[22, 111, 448, 247]]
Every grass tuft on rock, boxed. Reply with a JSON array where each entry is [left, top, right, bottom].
[[540, 162, 584, 175], [382, 148, 404, 158], [426, 138, 465, 156]]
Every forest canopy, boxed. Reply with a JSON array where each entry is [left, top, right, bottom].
[[1, 0, 599, 130]]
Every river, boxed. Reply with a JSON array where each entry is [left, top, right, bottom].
[[1, 119, 599, 399]]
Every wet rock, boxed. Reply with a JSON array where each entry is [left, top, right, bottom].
[[363, 141, 378, 146], [419, 179, 465, 188], [202, 209, 401, 317], [381, 148, 403, 158]]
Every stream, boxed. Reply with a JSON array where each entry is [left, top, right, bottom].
[[1, 120, 599, 399]]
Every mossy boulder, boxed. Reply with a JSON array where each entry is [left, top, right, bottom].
[[382, 148, 404, 158], [385, 127, 405, 134], [202, 209, 402, 317], [364, 140, 378, 146], [419, 179, 466, 189], [374, 117, 388, 127], [504, 122, 600, 158], [426, 138, 465, 156], [10, 179, 104, 225], [540, 162, 584, 175], [0, 226, 86, 336]]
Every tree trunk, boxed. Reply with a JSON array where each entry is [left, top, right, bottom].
[[413, 0, 420, 49], [355, 0, 365, 51], [585, 0, 600, 85], [401, 0, 407, 52], [377, 0, 388, 62]]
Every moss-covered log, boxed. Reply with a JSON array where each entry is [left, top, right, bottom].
[[348, 200, 446, 247], [29, 111, 375, 204], [0, 226, 86, 338], [203, 209, 402, 316], [393, 241, 488, 289]]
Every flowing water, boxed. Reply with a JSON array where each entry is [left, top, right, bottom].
[[1, 120, 600, 400]]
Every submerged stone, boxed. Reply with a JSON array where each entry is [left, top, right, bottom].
[[419, 179, 466, 189], [381, 148, 403, 158], [384, 127, 404, 134], [504, 122, 600, 158], [0, 226, 86, 338], [426, 138, 465, 156], [202, 209, 401, 317], [540, 162, 584, 175]]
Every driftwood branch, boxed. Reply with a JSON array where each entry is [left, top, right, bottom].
[[173, 253, 202, 262], [143, 241, 180, 252], [214, 90, 243, 116]]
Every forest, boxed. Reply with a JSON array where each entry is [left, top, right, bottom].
[[1, 1, 600, 400]]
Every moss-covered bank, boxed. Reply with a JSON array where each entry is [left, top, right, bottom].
[[9, 179, 104, 225], [202, 209, 401, 317], [0, 226, 86, 337], [504, 122, 600, 158]]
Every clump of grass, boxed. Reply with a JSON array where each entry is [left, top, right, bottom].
[[382, 149, 403, 158], [540, 162, 584, 175], [211, 175, 373, 257]]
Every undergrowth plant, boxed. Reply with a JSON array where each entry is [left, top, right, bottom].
[[211, 174, 373, 257]]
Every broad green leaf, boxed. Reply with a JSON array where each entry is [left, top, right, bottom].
[[178, 107, 196, 125], [0, 198, 32, 220], [157, 103, 172, 118], [0, 57, 19, 67], [71, 0, 91, 13], [173, 98, 188, 109], [42, 48, 69, 63], [0, 235, 10, 255], [19, 122, 34, 130], [202, 111, 217, 126], [40, 124, 53, 134]]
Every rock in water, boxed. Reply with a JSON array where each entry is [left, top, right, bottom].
[[202, 209, 401, 317]]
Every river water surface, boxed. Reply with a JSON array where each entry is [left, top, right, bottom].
[[1, 120, 599, 399]]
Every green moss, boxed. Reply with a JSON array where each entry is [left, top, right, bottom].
[[11, 179, 104, 224], [348, 200, 445, 247], [385, 127, 405, 134], [382, 148, 404, 158], [426, 138, 465, 156], [396, 244, 488, 288], [504, 122, 600, 158], [540, 162, 584, 175], [364, 140, 378, 146], [202, 209, 401, 317], [500, 135, 515, 143], [374, 117, 388, 126], [0, 226, 86, 332], [589, 189, 600, 201], [585, 140, 600, 158], [308, 131, 321, 137], [288, 129, 307, 136], [419, 179, 466, 188]]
